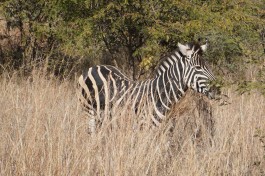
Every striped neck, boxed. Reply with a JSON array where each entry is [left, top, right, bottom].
[[152, 50, 189, 103]]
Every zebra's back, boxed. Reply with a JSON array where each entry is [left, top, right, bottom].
[[78, 65, 132, 114]]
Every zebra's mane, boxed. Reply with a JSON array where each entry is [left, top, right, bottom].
[[155, 42, 206, 70], [155, 48, 181, 67], [187, 41, 208, 66], [152, 49, 180, 77], [187, 42, 204, 55]]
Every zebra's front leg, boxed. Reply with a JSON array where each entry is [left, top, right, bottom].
[[87, 109, 98, 135], [88, 116, 96, 134]]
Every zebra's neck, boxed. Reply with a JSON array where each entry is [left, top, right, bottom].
[[152, 50, 188, 101], [125, 51, 188, 117]]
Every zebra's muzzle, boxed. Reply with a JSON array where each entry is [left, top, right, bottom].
[[206, 85, 221, 100], [206, 91, 215, 99]]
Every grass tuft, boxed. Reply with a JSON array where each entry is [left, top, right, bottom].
[[0, 70, 264, 175]]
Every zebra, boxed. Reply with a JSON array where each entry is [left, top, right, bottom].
[[78, 40, 217, 133]]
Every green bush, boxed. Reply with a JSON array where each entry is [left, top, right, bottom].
[[1, 0, 264, 92]]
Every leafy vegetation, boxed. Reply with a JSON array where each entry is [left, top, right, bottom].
[[0, 1, 265, 175], [0, 0, 264, 90]]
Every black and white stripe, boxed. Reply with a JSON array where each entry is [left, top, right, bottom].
[[78, 41, 216, 132]]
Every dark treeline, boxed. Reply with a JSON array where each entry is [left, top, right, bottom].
[[0, 0, 264, 93]]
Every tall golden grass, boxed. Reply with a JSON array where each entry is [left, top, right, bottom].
[[0, 70, 264, 175]]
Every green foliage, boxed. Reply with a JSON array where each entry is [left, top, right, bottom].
[[237, 81, 265, 95], [1, 0, 265, 91]]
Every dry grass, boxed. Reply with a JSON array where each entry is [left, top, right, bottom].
[[0, 70, 264, 175]]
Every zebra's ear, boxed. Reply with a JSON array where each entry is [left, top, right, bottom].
[[200, 39, 208, 52], [201, 44, 207, 52], [178, 43, 189, 56]]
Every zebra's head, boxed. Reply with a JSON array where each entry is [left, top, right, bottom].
[[178, 40, 216, 99]]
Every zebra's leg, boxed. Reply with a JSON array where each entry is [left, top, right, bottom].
[[88, 110, 96, 134], [82, 103, 98, 134], [77, 77, 98, 134]]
